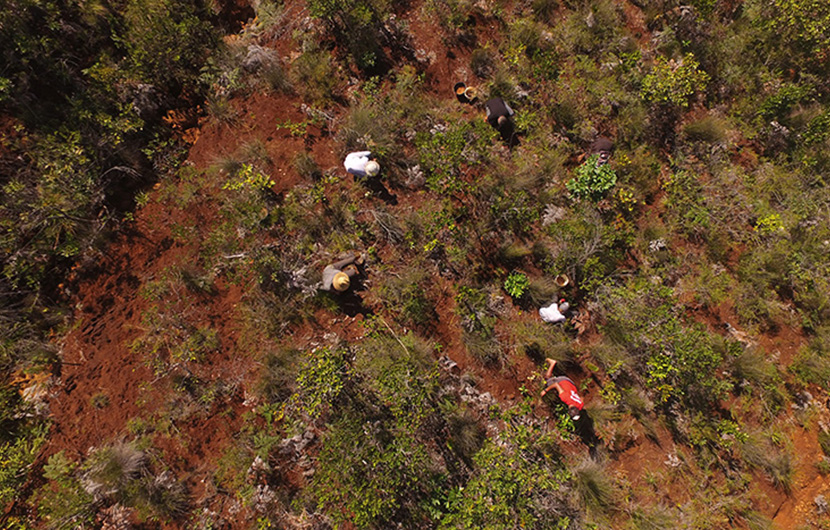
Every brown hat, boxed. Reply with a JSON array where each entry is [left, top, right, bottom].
[[333, 272, 351, 292]]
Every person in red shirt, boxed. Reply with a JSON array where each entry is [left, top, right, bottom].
[[540, 358, 584, 421]]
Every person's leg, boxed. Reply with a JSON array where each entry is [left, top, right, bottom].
[[544, 358, 557, 379]]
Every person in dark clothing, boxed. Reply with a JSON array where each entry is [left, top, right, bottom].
[[485, 97, 515, 130], [589, 137, 613, 166]]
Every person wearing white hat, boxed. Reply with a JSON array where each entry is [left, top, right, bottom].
[[344, 151, 381, 178], [321, 253, 362, 292]]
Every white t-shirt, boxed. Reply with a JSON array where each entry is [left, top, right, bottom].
[[539, 302, 565, 323], [344, 151, 372, 177]]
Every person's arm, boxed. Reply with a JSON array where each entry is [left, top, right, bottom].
[[505, 101, 514, 116], [330, 253, 357, 270], [541, 382, 562, 397], [321, 265, 337, 291]]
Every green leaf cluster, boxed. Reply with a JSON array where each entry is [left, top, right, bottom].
[[566, 155, 618, 201], [641, 53, 709, 108]]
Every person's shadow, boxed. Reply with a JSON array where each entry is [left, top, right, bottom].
[[499, 123, 521, 149], [358, 176, 398, 205], [575, 410, 601, 458]]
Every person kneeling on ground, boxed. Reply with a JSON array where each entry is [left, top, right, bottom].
[[343, 151, 380, 178], [540, 358, 584, 421], [485, 97, 515, 133], [321, 253, 362, 293], [589, 136, 613, 166]]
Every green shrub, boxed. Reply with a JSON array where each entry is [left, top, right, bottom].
[[309, 332, 441, 529], [436, 410, 572, 529], [504, 271, 530, 298], [415, 120, 497, 194], [0, 421, 48, 510], [641, 53, 709, 109], [34, 451, 96, 530], [455, 286, 504, 366], [377, 267, 438, 329], [292, 44, 339, 104], [596, 279, 730, 407], [567, 155, 618, 201], [663, 170, 710, 241]]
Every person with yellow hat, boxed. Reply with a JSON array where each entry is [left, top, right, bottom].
[[321, 253, 362, 292]]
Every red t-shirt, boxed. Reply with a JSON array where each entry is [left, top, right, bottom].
[[557, 378, 584, 410]]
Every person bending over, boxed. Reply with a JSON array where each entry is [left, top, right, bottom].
[[540, 358, 584, 421]]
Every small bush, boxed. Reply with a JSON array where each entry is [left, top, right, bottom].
[[567, 155, 618, 201], [292, 45, 339, 104], [641, 53, 709, 109], [377, 267, 438, 330], [504, 271, 530, 299]]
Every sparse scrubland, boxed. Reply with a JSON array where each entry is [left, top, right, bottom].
[[3, 0, 830, 528]]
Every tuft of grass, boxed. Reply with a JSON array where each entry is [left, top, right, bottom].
[[682, 115, 729, 143], [83, 443, 147, 500], [205, 95, 238, 124], [293, 152, 322, 180], [572, 457, 617, 514], [446, 408, 486, 465], [262, 61, 292, 93], [256, 347, 302, 404], [739, 431, 793, 493]]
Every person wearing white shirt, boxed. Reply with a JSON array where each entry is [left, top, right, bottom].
[[343, 151, 380, 178]]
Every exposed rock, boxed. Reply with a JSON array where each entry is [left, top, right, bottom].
[[131, 84, 163, 121], [816, 494, 828, 515]]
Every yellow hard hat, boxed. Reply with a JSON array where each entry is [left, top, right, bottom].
[[366, 160, 380, 177], [332, 272, 351, 292]]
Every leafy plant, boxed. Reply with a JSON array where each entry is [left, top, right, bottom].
[[641, 53, 709, 108], [504, 271, 530, 298], [222, 163, 275, 192], [567, 155, 618, 201]]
